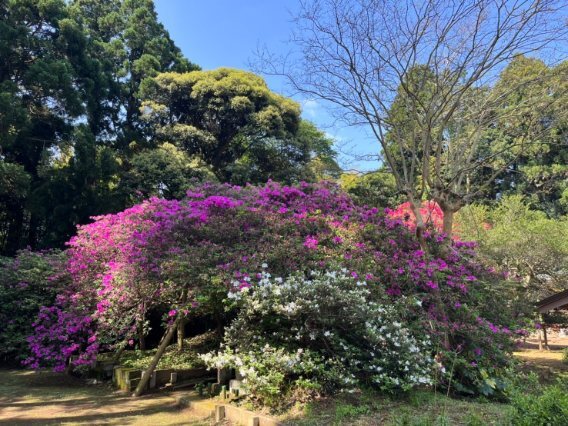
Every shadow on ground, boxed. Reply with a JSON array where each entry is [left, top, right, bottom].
[[0, 369, 209, 425]]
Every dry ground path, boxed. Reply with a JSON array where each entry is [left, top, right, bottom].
[[0, 369, 210, 425]]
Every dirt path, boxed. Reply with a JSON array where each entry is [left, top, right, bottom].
[[0, 369, 210, 425]]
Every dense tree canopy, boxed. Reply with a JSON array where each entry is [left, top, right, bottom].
[[140, 68, 338, 183], [489, 57, 568, 217]]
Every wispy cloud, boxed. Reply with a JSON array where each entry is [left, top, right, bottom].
[[301, 99, 320, 119]]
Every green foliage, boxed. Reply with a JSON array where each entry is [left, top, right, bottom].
[[0, 0, 85, 253], [490, 57, 568, 217], [140, 69, 337, 184], [340, 170, 403, 208], [563, 348, 568, 365], [457, 196, 568, 304], [382, 56, 567, 227], [123, 143, 214, 201], [31, 126, 123, 248], [68, 0, 198, 147], [100, 331, 219, 370], [0, 0, 201, 254], [0, 249, 68, 364], [509, 379, 568, 425], [0, 162, 31, 251]]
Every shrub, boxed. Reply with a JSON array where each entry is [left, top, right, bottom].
[[201, 270, 434, 407], [0, 249, 68, 365], [25, 181, 520, 398], [509, 379, 568, 425]]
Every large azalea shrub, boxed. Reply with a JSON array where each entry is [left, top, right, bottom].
[[26, 181, 522, 397], [0, 250, 69, 365]]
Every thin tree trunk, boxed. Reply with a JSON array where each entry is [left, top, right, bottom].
[[442, 209, 454, 236], [177, 318, 187, 351], [408, 199, 427, 251], [4, 206, 24, 255], [137, 322, 146, 350], [133, 315, 182, 397], [215, 311, 223, 338]]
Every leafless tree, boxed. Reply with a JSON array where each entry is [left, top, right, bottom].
[[256, 0, 567, 243]]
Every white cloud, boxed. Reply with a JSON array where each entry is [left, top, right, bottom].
[[301, 99, 320, 119]]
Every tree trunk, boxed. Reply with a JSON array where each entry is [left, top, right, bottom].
[[133, 315, 182, 397], [137, 322, 146, 350], [4, 206, 24, 255], [442, 208, 454, 236], [408, 199, 427, 251], [215, 311, 224, 338], [177, 318, 187, 351]]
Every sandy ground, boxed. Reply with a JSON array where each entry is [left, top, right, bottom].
[[514, 335, 568, 383], [520, 334, 568, 351], [0, 369, 211, 425]]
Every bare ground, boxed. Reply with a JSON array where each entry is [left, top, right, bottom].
[[0, 369, 211, 425]]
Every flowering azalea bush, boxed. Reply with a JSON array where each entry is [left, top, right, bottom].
[[201, 270, 434, 407], [0, 250, 68, 365], [386, 201, 445, 233], [25, 180, 521, 398]]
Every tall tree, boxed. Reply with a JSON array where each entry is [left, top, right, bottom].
[[68, 0, 198, 147], [339, 169, 403, 208], [140, 68, 337, 184], [0, 0, 200, 254], [0, 0, 85, 254], [489, 57, 568, 216], [258, 0, 567, 240]]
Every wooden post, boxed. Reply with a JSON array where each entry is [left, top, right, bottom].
[[215, 405, 225, 422], [538, 313, 550, 351]]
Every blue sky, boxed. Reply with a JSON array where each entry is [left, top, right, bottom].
[[154, 0, 380, 171]]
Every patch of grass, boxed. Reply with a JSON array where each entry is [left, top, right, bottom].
[[509, 378, 568, 425], [280, 389, 511, 426], [334, 402, 372, 423]]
